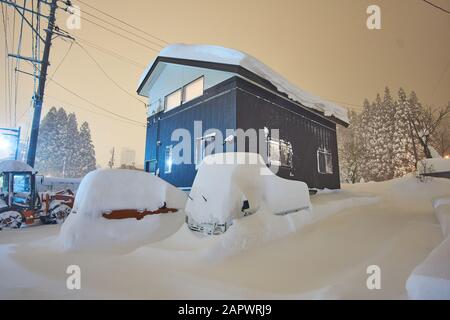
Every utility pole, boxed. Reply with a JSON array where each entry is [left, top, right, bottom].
[[26, 0, 58, 168], [108, 147, 115, 169]]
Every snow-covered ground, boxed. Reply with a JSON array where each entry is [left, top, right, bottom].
[[0, 175, 449, 299]]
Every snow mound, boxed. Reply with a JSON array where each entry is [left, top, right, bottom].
[[0, 160, 34, 173], [419, 158, 450, 174], [186, 153, 311, 230], [406, 236, 450, 300], [141, 44, 349, 124], [433, 198, 450, 237], [59, 169, 187, 253]]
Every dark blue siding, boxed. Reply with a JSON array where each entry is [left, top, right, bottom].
[[146, 78, 237, 188], [145, 76, 341, 190]]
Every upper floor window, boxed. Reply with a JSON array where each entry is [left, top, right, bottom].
[[165, 89, 182, 112], [183, 77, 204, 103], [163, 77, 205, 113], [317, 148, 333, 174]]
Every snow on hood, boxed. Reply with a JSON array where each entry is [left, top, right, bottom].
[[0, 160, 34, 173], [139, 44, 349, 124]]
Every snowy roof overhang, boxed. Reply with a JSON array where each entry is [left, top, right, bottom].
[[137, 44, 349, 127], [0, 160, 35, 174]]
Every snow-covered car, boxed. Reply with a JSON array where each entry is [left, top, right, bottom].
[[59, 169, 187, 253], [186, 153, 311, 235]]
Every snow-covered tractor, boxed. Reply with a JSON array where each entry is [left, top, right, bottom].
[[0, 161, 75, 230]]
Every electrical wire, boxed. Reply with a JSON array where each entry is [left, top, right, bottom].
[[74, 0, 169, 46], [74, 40, 147, 105], [421, 0, 450, 15], [48, 78, 147, 127]]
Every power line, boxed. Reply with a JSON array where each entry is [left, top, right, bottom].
[[79, 15, 161, 53], [75, 7, 164, 50], [50, 39, 73, 78], [48, 78, 147, 127], [75, 36, 146, 68], [74, 40, 147, 105], [74, 0, 169, 46], [45, 95, 147, 128], [421, 0, 450, 15]]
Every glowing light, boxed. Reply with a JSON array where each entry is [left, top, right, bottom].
[[0, 136, 11, 151], [445, 155, 450, 159]]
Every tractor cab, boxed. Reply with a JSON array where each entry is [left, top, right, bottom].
[[0, 160, 75, 229], [0, 161, 39, 214]]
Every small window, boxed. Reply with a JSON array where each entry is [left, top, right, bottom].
[[165, 146, 173, 174], [183, 77, 204, 103], [317, 149, 333, 174], [268, 139, 293, 168], [165, 89, 182, 112], [195, 133, 216, 168]]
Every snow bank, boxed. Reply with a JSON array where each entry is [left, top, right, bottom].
[[406, 236, 450, 300], [186, 153, 311, 231], [0, 160, 34, 173], [140, 44, 349, 124], [433, 198, 450, 237], [59, 169, 187, 253]]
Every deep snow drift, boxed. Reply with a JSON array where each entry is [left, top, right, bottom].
[[406, 197, 450, 300], [59, 169, 187, 253], [139, 44, 349, 124], [1, 175, 449, 299]]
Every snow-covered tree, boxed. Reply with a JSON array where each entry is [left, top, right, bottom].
[[35, 107, 97, 177], [392, 88, 416, 177], [338, 87, 445, 183], [77, 122, 97, 176], [338, 111, 363, 183], [36, 107, 59, 176]]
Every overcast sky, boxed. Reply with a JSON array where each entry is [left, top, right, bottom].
[[1, 0, 449, 167]]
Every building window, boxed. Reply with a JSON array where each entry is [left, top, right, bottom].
[[317, 149, 333, 174], [268, 138, 293, 168], [183, 77, 204, 103], [165, 89, 182, 112], [195, 133, 216, 168], [165, 146, 173, 174]]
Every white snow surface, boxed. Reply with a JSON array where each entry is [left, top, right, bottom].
[[433, 198, 450, 237], [186, 153, 311, 226], [59, 169, 187, 253], [0, 160, 34, 173], [1, 175, 450, 299], [406, 237, 450, 300], [140, 44, 349, 124], [419, 158, 450, 174]]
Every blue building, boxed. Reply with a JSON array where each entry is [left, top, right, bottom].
[[137, 45, 349, 190]]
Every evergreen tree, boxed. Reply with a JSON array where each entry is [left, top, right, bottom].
[[392, 88, 416, 177], [35, 107, 97, 177], [36, 107, 59, 176], [379, 87, 396, 180], [78, 122, 97, 176], [64, 113, 81, 178]]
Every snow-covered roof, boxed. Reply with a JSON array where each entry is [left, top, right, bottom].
[[0, 160, 35, 173], [138, 44, 349, 124]]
